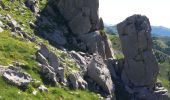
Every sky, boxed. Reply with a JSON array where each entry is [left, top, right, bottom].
[[99, 0, 170, 28]]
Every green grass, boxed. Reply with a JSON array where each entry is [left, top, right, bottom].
[[0, 77, 100, 100]]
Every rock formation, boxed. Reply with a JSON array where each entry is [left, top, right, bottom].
[[55, 0, 101, 35], [2, 66, 32, 87], [117, 14, 170, 100], [87, 54, 114, 94]]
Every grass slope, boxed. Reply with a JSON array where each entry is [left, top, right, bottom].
[[0, 0, 100, 99]]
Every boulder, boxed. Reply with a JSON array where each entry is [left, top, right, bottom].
[[79, 31, 115, 59], [87, 54, 114, 94], [117, 15, 159, 87], [68, 72, 88, 89], [2, 66, 32, 87]]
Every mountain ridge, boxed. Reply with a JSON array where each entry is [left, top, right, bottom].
[[104, 24, 170, 36]]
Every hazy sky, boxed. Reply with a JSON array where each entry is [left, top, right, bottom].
[[99, 0, 170, 28]]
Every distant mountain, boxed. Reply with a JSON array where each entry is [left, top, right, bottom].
[[151, 26, 170, 36], [104, 24, 117, 34], [104, 24, 170, 36]]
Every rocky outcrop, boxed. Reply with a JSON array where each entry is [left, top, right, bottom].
[[2, 66, 32, 87], [87, 54, 114, 94], [117, 14, 159, 87], [68, 72, 88, 89], [69, 51, 89, 73], [78, 31, 115, 59], [116, 14, 170, 100], [36, 44, 66, 84], [54, 0, 102, 35]]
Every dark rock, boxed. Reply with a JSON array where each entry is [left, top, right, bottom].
[[117, 14, 159, 87]]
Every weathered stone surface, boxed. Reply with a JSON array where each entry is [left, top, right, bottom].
[[69, 51, 88, 72], [2, 66, 32, 87], [117, 15, 159, 87], [36, 44, 66, 84], [68, 72, 87, 89], [36, 51, 57, 83], [79, 31, 115, 59], [87, 54, 114, 94], [55, 0, 100, 34], [68, 13, 91, 35]]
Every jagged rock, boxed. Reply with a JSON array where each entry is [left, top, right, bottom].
[[8, 19, 19, 32], [87, 54, 114, 94], [36, 52, 49, 67], [2, 66, 32, 87], [55, 0, 100, 34], [19, 32, 36, 42], [105, 58, 118, 79], [38, 85, 48, 92], [36, 44, 66, 84], [41, 65, 58, 84], [79, 31, 115, 59], [69, 51, 88, 72], [25, 0, 39, 13], [98, 18, 104, 30], [117, 15, 159, 87], [68, 72, 88, 89], [38, 44, 50, 58]]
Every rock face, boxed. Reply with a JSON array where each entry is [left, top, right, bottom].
[[79, 31, 115, 59], [117, 15, 159, 87], [2, 66, 32, 87], [55, 0, 101, 35], [117, 14, 170, 100], [87, 54, 114, 94]]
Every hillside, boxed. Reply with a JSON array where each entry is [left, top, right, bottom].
[[152, 26, 170, 36], [0, 0, 170, 100]]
